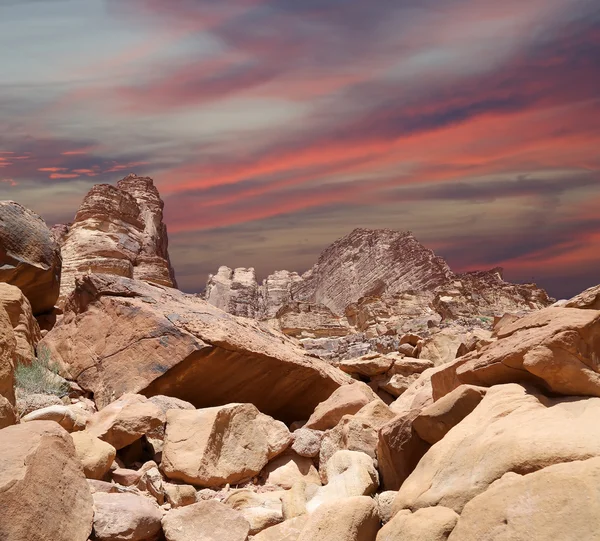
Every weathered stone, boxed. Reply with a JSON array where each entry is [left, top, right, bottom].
[[262, 450, 321, 489], [277, 302, 351, 338], [0, 305, 16, 404], [86, 393, 165, 450], [413, 384, 487, 445], [394, 384, 600, 514], [0, 283, 41, 362], [298, 496, 380, 541], [162, 403, 291, 487], [252, 515, 309, 541], [338, 353, 395, 377], [15, 391, 63, 417], [377, 506, 458, 541], [205, 266, 259, 318], [41, 273, 349, 421], [291, 428, 323, 458], [376, 491, 398, 524], [112, 468, 141, 486], [71, 430, 117, 480], [565, 283, 600, 310], [162, 500, 250, 541], [21, 403, 90, 432], [163, 482, 197, 508], [304, 382, 380, 431], [224, 489, 285, 535], [0, 201, 61, 315], [0, 422, 93, 541], [449, 457, 600, 540], [92, 492, 162, 541], [0, 393, 16, 428], [57, 174, 177, 304]]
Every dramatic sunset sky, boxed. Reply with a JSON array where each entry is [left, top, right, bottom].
[[1, 0, 598, 298]]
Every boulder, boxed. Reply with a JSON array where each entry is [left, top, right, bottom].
[[57, 174, 177, 305], [15, 391, 63, 417], [224, 489, 285, 534], [449, 457, 600, 540], [394, 384, 600, 514], [419, 332, 464, 366], [0, 304, 16, 404], [0, 393, 17, 428], [161, 500, 250, 541], [307, 451, 378, 513], [375, 491, 397, 524], [86, 393, 165, 450], [0, 421, 93, 541], [41, 273, 349, 421], [412, 384, 487, 444], [252, 516, 309, 541], [262, 450, 321, 489], [162, 403, 291, 486], [565, 284, 600, 310], [163, 482, 196, 508], [71, 431, 117, 480], [0, 283, 41, 362], [277, 301, 351, 338], [338, 353, 395, 377], [92, 492, 162, 541], [21, 404, 90, 432], [291, 427, 324, 458], [0, 201, 61, 315], [298, 496, 380, 541], [432, 307, 600, 399], [304, 382, 380, 431], [377, 506, 458, 541]]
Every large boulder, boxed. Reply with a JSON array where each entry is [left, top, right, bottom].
[[0, 201, 61, 315], [253, 516, 309, 541], [86, 393, 165, 450], [57, 174, 177, 304], [162, 500, 250, 541], [0, 283, 41, 363], [41, 273, 349, 421], [377, 506, 458, 541], [449, 457, 600, 540], [432, 307, 600, 399], [394, 384, 600, 514], [298, 496, 380, 541], [162, 403, 291, 487], [71, 431, 117, 480], [0, 421, 93, 541], [92, 492, 162, 541]]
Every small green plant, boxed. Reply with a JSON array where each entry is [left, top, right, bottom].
[[14, 345, 70, 397]]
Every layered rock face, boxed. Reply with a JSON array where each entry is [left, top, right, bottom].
[[57, 174, 176, 304], [0, 201, 61, 315]]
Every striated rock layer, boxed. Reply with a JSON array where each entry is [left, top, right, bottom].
[[56, 174, 176, 305]]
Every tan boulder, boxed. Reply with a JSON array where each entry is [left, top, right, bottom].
[[41, 273, 349, 421], [0, 304, 16, 404], [394, 384, 600, 514], [162, 500, 250, 541], [71, 430, 117, 480], [21, 403, 90, 432], [0, 393, 17, 428], [338, 353, 395, 377], [0, 201, 61, 315], [92, 492, 162, 541], [291, 427, 324, 458], [0, 283, 41, 362], [162, 403, 291, 487], [319, 400, 395, 476], [449, 457, 600, 540], [377, 367, 440, 490], [433, 308, 600, 399], [112, 468, 142, 486], [375, 491, 397, 524], [298, 496, 380, 541], [253, 516, 309, 541], [304, 382, 380, 431], [419, 332, 463, 366], [565, 284, 600, 310], [0, 421, 93, 541], [224, 489, 285, 534], [281, 479, 320, 520], [262, 450, 321, 489], [307, 450, 378, 513], [163, 482, 196, 508], [86, 393, 165, 450], [377, 506, 458, 541], [412, 384, 487, 444]]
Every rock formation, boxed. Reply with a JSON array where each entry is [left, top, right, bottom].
[[0, 201, 61, 315], [56, 174, 177, 305]]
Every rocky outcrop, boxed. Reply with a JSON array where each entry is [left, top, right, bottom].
[[205, 266, 259, 318], [41, 273, 349, 421], [0, 201, 61, 315], [57, 174, 176, 304], [565, 284, 600, 310], [0, 422, 94, 541], [0, 283, 41, 363]]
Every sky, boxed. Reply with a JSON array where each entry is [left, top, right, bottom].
[[0, 0, 599, 299]]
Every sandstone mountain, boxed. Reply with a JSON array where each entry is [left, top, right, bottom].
[[2, 175, 600, 541], [55, 174, 177, 306]]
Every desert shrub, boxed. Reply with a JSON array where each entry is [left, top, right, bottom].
[[14, 345, 70, 397]]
